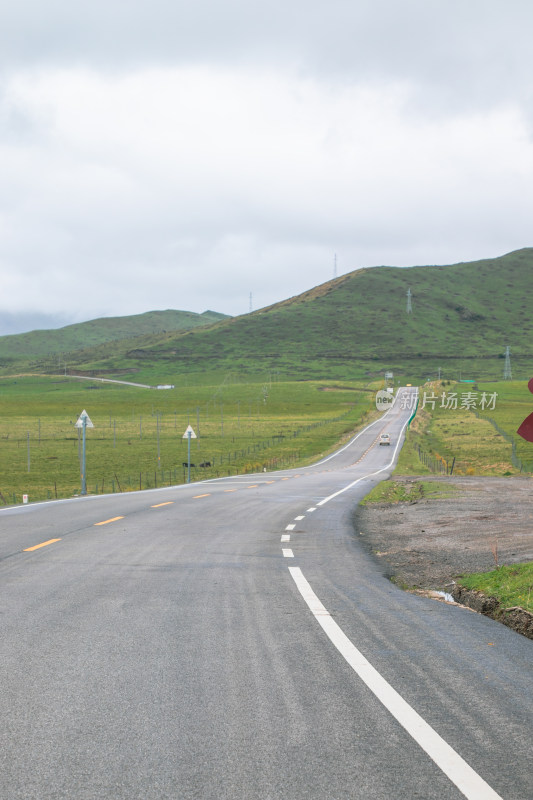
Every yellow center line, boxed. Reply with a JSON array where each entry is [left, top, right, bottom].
[[247, 484, 259, 489], [282, 477, 290, 481], [193, 494, 211, 499], [224, 489, 237, 492], [24, 538, 61, 552], [265, 481, 275, 484], [151, 502, 174, 508], [94, 516, 125, 526]]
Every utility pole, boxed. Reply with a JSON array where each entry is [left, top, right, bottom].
[[406, 288, 412, 314], [503, 346, 512, 380]]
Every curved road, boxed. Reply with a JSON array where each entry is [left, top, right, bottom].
[[1, 390, 532, 799]]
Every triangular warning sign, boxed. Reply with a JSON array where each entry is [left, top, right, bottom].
[[75, 409, 94, 429], [182, 424, 197, 439]]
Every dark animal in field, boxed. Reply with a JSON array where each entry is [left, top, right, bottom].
[[183, 462, 196, 468], [199, 461, 211, 468]]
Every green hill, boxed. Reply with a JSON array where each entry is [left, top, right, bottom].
[[4, 249, 532, 383], [0, 309, 229, 366]]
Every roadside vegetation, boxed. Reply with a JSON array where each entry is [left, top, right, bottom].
[[360, 478, 459, 505], [457, 563, 533, 614]]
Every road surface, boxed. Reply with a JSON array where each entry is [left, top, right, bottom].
[[1, 390, 532, 799]]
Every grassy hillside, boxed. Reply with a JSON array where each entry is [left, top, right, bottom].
[[51, 248, 533, 384], [0, 309, 229, 366]]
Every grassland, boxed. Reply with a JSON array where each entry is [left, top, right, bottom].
[[394, 380, 533, 477], [0, 375, 375, 504]]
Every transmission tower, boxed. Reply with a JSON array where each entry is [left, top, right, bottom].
[[503, 346, 512, 380], [406, 288, 412, 314]]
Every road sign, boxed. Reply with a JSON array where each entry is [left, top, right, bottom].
[[183, 425, 197, 484], [75, 410, 94, 429], [182, 424, 197, 439]]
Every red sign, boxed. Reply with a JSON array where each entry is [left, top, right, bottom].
[[517, 378, 533, 443]]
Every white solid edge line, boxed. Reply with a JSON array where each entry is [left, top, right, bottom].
[[288, 566, 503, 800]]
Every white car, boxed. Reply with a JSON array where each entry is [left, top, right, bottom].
[[379, 433, 391, 445]]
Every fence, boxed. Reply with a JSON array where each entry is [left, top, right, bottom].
[[479, 415, 532, 474]]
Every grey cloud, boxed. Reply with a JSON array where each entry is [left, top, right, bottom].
[[0, 1, 531, 325], [1, 1, 532, 112]]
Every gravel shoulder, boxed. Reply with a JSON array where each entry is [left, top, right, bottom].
[[354, 476, 533, 591]]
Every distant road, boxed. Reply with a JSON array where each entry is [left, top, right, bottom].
[[1, 389, 531, 800], [67, 374, 169, 389]]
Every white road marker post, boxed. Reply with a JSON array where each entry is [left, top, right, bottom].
[[75, 410, 94, 496], [182, 424, 197, 484]]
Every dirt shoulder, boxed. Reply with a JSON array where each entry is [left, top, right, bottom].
[[355, 476, 533, 589], [354, 477, 533, 640]]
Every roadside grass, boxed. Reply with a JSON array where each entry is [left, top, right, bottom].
[[361, 479, 460, 505], [457, 563, 533, 614], [0, 375, 375, 504]]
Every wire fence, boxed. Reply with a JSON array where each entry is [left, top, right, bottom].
[[480, 415, 532, 473]]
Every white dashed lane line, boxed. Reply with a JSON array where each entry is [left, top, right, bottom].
[[285, 524, 295, 531], [282, 549, 294, 558], [281, 534, 291, 542]]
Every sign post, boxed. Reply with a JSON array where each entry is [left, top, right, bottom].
[[75, 410, 94, 496], [182, 424, 197, 483]]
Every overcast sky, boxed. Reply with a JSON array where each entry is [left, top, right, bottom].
[[1, 1, 532, 333]]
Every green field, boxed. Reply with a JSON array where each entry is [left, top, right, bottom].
[[0, 375, 376, 504], [394, 380, 533, 477]]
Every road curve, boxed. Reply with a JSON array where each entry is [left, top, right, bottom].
[[1, 389, 532, 800]]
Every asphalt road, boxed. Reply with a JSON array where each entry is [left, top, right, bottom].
[[1, 390, 532, 800]]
